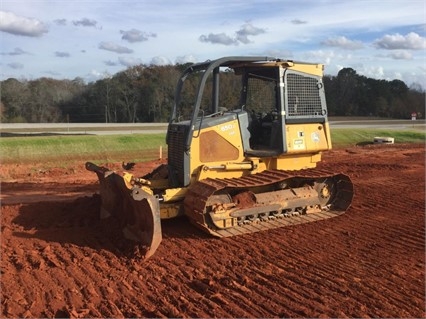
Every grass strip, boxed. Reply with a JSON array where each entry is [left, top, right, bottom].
[[331, 129, 425, 147], [0, 129, 424, 165], [0, 133, 167, 164]]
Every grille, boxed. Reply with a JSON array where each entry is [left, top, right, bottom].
[[286, 73, 323, 117], [167, 125, 186, 186]]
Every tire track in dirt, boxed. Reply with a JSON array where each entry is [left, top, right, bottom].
[[319, 153, 425, 317], [150, 232, 270, 317]]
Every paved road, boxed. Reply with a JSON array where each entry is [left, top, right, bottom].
[[329, 119, 425, 130], [0, 123, 168, 136], [0, 119, 424, 135]]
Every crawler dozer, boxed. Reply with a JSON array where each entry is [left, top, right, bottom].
[[86, 56, 353, 259]]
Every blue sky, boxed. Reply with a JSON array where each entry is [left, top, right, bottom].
[[1, 0, 425, 87]]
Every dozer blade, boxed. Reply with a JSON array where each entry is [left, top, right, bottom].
[[85, 162, 162, 259]]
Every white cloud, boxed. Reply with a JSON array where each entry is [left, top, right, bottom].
[[388, 51, 413, 60], [150, 56, 172, 66], [72, 18, 98, 28], [199, 32, 237, 45], [120, 29, 157, 43], [303, 50, 336, 65], [199, 22, 266, 46], [0, 11, 48, 37], [86, 69, 112, 82], [374, 32, 426, 50], [321, 36, 364, 50], [54, 19, 67, 26], [104, 60, 117, 66], [1, 47, 28, 56], [358, 65, 386, 79], [98, 42, 133, 54], [235, 23, 266, 44], [118, 56, 143, 67], [90, 70, 107, 77], [55, 51, 70, 58], [175, 55, 198, 64]]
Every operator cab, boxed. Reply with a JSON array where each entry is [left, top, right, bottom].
[[236, 62, 328, 157], [168, 57, 329, 186]]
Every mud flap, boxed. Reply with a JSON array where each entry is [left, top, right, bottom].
[[85, 162, 162, 259]]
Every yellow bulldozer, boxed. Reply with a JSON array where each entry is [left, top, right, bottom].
[[86, 56, 353, 259]]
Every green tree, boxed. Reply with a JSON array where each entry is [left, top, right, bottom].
[[0, 78, 30, 122], [1, 63, 423, 123], [336, 68, 358, 116]]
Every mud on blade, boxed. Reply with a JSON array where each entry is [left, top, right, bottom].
[[85, 162, 162, 259]]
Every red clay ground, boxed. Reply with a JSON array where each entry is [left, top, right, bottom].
[[1, 143, 425, 318]]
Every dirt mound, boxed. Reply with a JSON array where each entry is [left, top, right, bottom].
[[1, 144, 425, 318]]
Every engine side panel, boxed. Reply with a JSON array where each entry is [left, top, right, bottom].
[[285, 122, 331, 153]]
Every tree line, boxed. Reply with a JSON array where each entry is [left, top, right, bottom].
[[1, 63, 424, 123]]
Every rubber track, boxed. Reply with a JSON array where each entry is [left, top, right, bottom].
[[184, 168, 353, 237]]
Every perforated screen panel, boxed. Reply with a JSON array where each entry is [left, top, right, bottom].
[[167, 124, 187, 185], [286, 73, 324, 117], [246, 77, 276, 115]]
